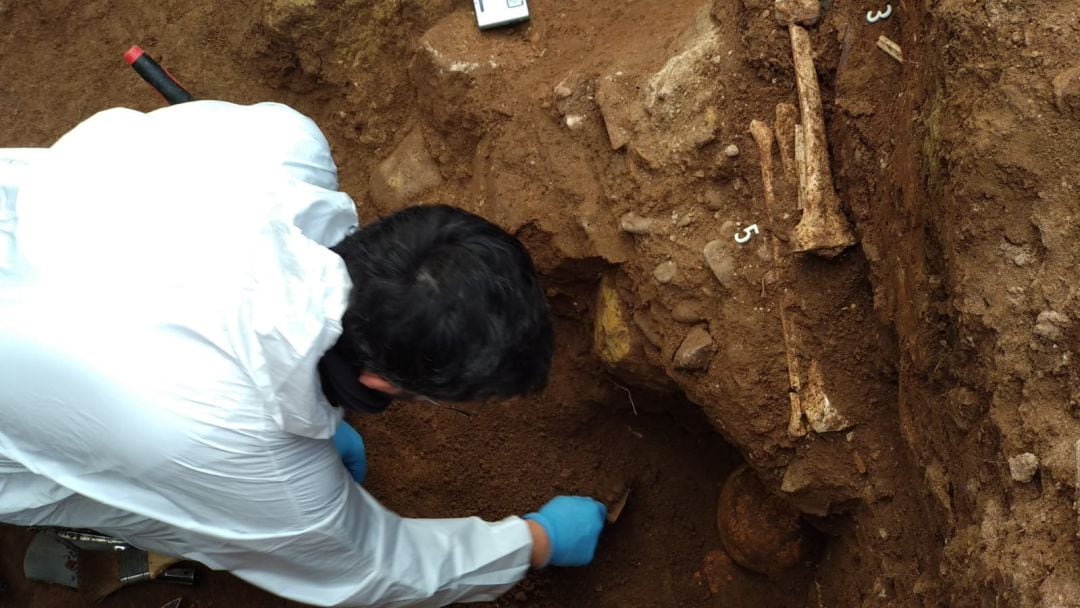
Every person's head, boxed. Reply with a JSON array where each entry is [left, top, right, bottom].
[[330, 204, 554, 405]]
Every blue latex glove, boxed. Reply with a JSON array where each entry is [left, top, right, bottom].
[[332, 421, 367, 484], [523, 496, 607, 567]]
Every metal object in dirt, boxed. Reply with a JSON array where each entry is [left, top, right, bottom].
[[23, 531, 79, 588], [606, 487, 632, 524], [158, 568, 196, 586], [160, 598, 184, 608], [56, 529, 132, 552]]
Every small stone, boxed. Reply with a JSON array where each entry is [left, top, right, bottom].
[[703, 189, 723, 210], [368, 127, 444, 211], [723, 144, 740, 158], [620, 212, 656, 235], [565, 114, 585, 130], [703, 240, 735, 289], [671, 300, 706, 323], [1008, 452, 1039, 483], [774, 0, 820, 26], [514, 591, 528, 603], [1052, 66, 1080, 119], [553, 83, 573, 99], [674, 325, 715, 370], [675, 213, 694, 228], [1034, 310, 1069, 341], [653, 260, 678, 284]]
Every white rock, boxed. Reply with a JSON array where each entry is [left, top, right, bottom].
[[723, 144, 740, 157], [1034, 310, 1070, 341], [554, 83, 573, 99], [565, 114, 585, 130], [368, 127, 444, 211], [1008, 452, 1039, 483], [653, 260, 678, 284], [620, 212, 656, 235]]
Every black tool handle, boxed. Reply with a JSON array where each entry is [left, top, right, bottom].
[[157, 567, 197, 586], [124, 46, 193, 105]]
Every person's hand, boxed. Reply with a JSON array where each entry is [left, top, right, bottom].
[[332, 421, 367, 484], [523, 496, 607, 567]]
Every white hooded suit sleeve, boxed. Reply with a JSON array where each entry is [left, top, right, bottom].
[[0, 101, 533, 607]]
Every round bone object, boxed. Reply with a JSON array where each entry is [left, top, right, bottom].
[[716, 465, 810, 576]]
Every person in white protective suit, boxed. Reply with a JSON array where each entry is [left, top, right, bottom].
[[0, 101, 607, 607]]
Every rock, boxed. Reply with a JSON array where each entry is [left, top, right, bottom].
[[565, 114, 585, 130], [1052, 66, 1080, 119], [672, 300, 707, 323], [593, 271, 673, 391], [633, 310, 667, 349], [717, 465, 811, 577], [774, 0, 821, 26], [620, 212, 657, 235], [1008, 452, 1039, 483], [674, 325, 715, 370], [653, 260, 678, 284], [1034, 310, 1070, 341], [597, 10, 724, 166], [595, 72, 643, 151], [703, 189, 724, 210], [703, 240, 735, 289], [368, 126, 444, 211], [723, 144, 740, 157], [553, 83, 573, 99]]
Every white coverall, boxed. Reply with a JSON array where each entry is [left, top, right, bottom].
[[0, 101, 532, 607]]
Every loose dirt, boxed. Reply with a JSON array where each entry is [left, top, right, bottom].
[[2, 0, 1079, 607]]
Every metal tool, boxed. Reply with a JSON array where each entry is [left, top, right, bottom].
[[56, 529, 131, 552], [23, 531, 78, 588], [124, 46, 194, 105]]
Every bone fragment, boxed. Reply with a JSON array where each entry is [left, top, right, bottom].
[[876, 35, 904, 64], [749, 119, 805, 438], [794, 124, 806, 210], [774, 0, 821, 26], [801, 359, 852, 433], [781, 293, 807, 437], [748, 120, 781, 264], [775, 103, 799, 193], [788, 25, 857, 257]]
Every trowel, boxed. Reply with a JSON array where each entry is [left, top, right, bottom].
[[601, 483, 633, 525], [22, 530, 194, 597], [23, 531, 79, 588]]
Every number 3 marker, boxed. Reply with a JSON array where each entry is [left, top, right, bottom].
[[866, 4, 892, 23]]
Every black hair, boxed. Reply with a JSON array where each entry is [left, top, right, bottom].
[[330, 204, 554, 403]]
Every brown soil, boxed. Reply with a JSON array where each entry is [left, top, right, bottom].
[[2, 0, 1079, 607]]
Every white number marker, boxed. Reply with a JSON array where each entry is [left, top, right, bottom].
[[866, 4, 893, 23], [734, 224, 760, 244]]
